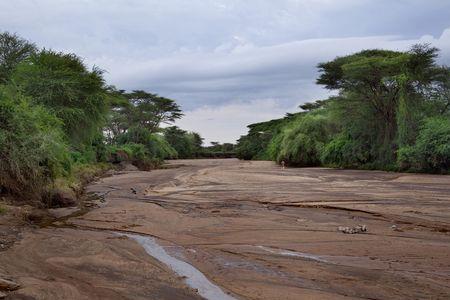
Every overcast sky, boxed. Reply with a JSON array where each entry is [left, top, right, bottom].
[[1, 0, 450, 143]]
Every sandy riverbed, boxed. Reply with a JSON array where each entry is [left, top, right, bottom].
[[1, 159, 449, 299]]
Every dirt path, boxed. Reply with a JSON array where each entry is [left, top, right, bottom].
[[1, 159, 450, 299]]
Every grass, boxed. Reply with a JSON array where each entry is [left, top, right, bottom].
[[0, 204, 6, 215]]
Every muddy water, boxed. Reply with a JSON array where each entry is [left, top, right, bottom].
[[121, 233, 237, 300]]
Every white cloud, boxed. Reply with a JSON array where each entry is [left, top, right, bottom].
[[175, 99, 295, 144]]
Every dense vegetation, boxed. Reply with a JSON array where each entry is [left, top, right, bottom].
[[237, 45, 450, 173], [0, 32, 206, 206], [2, 31, 448, 207]]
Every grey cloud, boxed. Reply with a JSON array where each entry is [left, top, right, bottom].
[[103, 31, 450, 110], [0, 0, 449, 142]]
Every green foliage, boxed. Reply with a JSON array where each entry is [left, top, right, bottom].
[[106, 90, 183, 135], [116, 127, 177, 160], [163, 126, 196, 159], [316, 45, 448, 165], [272, 113, 332, 166], [0, 32, 195, 206], [397, 117, 450, 173], [13, 50, 109, 146], [201, 142, 236, 158], [239, 45, 449, 174], [236, 114, 298, 160], [0, 86, 70, 201], [0, 32, 36, 83], [320, 134, 371, 168], [125, 90, 183, 132], [236, 135, 270, 160], [187, 132, 204, 157], [106, 143, 161, 170], [112, 143, 149, 162]]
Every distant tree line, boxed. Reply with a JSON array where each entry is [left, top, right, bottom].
[[237, 45, 450, 173]]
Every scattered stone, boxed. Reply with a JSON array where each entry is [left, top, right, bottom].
[[24, 209, 51, 225], [130, 188, 137, 194], [120, 162, 139, 171], [338, 225, 367, 234], [0, 291, 6, 299], [0, 278, 20, 291], [391, 224, 403, 232], [51, 188, 77, 207]]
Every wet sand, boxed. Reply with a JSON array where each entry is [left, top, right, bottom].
[[1, 159, 449, 299]]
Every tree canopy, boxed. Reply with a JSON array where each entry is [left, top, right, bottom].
[[0, 31, 203, 205], [0, 32, 36, 83], [238, 44, 450, 173], [13, 50, 109, 146], [125, 90, 183, 132]]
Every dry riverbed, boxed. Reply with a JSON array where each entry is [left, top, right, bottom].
[[1, 159, 449, 299]]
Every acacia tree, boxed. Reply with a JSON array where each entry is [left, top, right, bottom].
[[104, 87, 130, 141], [126, 90, 183, 132], [0, 31, 36, 83], [316, 45, 449, 164]]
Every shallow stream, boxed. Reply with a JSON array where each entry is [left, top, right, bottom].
[[119, 233, 237, 300]]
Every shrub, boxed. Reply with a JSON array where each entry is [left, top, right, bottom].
[[0, 86, 71, 202], [236, 135, 268, 160], [106, 143, 160, 170], [397, 117, 450, 173], [116, 127, 177, 160], [320, 134, 371, 168], [273, 114, 331, 166], [163, 126, 194, 159]]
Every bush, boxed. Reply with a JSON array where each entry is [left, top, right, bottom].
[[0, 86, 71, 202], [236, 135, 268, 160], [397, 117, 450, 173], [163, 126, 194, 159], [272, 114, 331, 166], [320, 134, 371, 168], [106, 143, 160, 170], [116, 127, 177, 160]]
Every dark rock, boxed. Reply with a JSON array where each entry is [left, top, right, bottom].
[[51, 189, 77, 207], [0, 278, 20, 291]]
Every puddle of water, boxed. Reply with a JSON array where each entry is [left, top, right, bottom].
[[120, 233, 237, 300], [257, 246, 329, 263]]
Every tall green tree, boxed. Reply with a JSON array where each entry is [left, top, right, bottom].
[[317, 45, 449, 164], [125, 90, 183, 132], [164, 126, 194, 158], [0, 31, 36, 83], [0, 85, 70, 201], [13, 50, 109, 146]]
